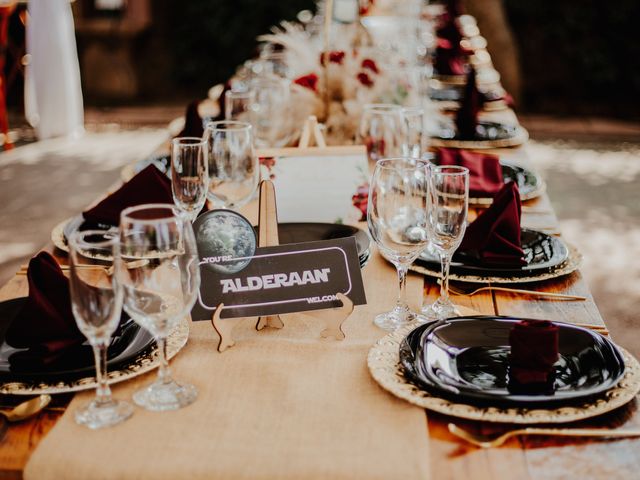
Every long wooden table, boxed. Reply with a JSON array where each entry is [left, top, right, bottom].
[[1, 151, 639, 480]]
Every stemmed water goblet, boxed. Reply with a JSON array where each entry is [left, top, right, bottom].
[[402, 106, 426, 159], [170, 137, 209, 222], [203, 120, 259, 210], [422, 165, 469, 319], [367, 157, 430, 331], [249, 76, 294, 148], [68, 230, 133, 428], [359, 104, 407, 163], [119, 204, 201, 411]]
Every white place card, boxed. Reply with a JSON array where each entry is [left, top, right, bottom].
[[263, 153, 370, 224]]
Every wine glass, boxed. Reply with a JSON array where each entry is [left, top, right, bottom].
[[359, 104, 407, 163], [203, 120, 259, 209], [367, 157, 430, 331], [68, 230, 133, 429], [249, 76, 294, 148], [422, 165, 469, 319], [171, 137, 209, 222], [402, 106, 425, 159], [119, 204, 200, 411], [224, 89, 254, 122]]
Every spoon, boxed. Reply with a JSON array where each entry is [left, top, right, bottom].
[[1, 394, 52, 422]]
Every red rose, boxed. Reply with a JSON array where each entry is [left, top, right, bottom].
[[351, 184, 369, 221], [357, 72, 374, 87], [361, 58, 379, 74], [320, 51, 346, 65], [359, 0, 375, 16], [364, 136, 385, 159], [294, 73, 319, 92]]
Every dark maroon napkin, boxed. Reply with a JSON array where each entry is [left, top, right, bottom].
[[6, 252, 85, 369], [82, 164, 173, 227], [178, 100, 205, 138], [509, 320, 559, 388], [459, 181, 526, 266], [434, 38, 467, 76], [455, 68, 484, 140], [436, 148, 504, 198]]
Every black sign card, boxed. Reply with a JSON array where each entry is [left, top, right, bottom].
[[191, 237, 367, 320]]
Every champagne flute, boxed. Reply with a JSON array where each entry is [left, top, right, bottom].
[[367, 157, 430, 331], [422, 165, 469, 319], [203, 120, 259, 210], [119, 204, 200, 411], [171, 137, 209, 222], [68, 230, 133, 429], [359, 104, 407, 163]]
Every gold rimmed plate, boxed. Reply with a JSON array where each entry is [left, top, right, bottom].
[[368, 323, 640, 424]]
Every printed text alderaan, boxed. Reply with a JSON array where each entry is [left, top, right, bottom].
[[220, 268, 331, 293]]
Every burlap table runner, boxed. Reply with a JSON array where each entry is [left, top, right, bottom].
[[25, 246, 430, 480]]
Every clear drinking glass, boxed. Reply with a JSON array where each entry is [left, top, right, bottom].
[[250, 76, 294, 148], [119, 204, 200, 411], [224, 89, 254, 123], [203, 120, 259, 209], [367, 158, 430, 331], [171, 137, 209, 222], [68, 230, 133, 429], [359, 104, 407, 163], [422, 165, 469, 319], [402, 106, 425, 159]]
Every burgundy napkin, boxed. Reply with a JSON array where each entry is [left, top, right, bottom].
[[455, 68, 484, 140], [434, 39, 467, 76], [509, 320, 559, 387], [459, 181, 526, 266], [436, 148, 504, 198], [82, 164, 173, 227], [178, 100, 205, 138], [6, 252, 85, 369]]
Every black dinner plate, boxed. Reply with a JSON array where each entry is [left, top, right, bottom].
[[401, 316, 625, 407], [254, 223, 371, 268], [500, 162, 540, 200], [416, 228, 569, 277], [0, 297, 154, 381]]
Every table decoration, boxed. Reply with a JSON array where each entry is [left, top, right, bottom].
[[431, 68, 529, 148], [368, 323, 640, 424], [192, 181, 365, 352]]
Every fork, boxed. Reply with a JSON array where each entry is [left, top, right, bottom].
[[448, 423, 640, 448], [448, 284, 587, 301]]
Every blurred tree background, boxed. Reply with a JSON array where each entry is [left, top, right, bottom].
[[5, 0, 640, 120], [504, 0, 640, 117]]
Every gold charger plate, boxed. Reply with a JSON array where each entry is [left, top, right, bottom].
[[368, 323, 640, 424], [0, 320, 189, 395], [409, 243, 581, 284], [430, 125, 529, 149]]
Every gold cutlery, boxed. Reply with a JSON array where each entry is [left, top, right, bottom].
[[448, 423, 640, 448], [1, 394, 52, 422], [448, 284, 587, 301]]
